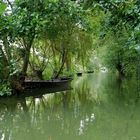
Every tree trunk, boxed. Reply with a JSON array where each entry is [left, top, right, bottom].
[[3, 36, 11, 61], [22, 38, 33, 76], [116, 63, 124, 79], [65, 52, 71, 72], [0, 43, 9, 79], [36, 70, 43, 80], [54, 49, 67, 79], [22, 47, 31, 75]]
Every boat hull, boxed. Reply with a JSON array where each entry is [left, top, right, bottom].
[[23, 78, 73, 89]]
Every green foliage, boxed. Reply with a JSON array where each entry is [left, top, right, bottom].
[[0, 83, 12, 96], [0, 1, 6, 15], [91, 0, 140, 78], [43, 0, 86, 39], [100, 28, 138, 77], [2, 0, 140, 96]]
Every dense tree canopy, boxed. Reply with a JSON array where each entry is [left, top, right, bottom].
[[0, 0, 140, 95]]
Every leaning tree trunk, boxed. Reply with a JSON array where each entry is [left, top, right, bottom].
[[11, 38, 34, 91], [0, 36, 13, 79], [22, 38, 34, 76], [0, 45, 9, 76], [54, 49, 67, 79], [3, 36, 11, 61]]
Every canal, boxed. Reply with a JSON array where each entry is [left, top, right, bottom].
[[0, 72, 140, 140]]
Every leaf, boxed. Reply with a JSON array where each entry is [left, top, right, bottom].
[[0, 2, 6, 15]]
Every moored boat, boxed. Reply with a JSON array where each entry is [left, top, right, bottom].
[[76, 72, 82, 76], [23, 77, 73, 89]]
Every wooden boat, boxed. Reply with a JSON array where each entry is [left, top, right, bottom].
[[76, 72, 82, 76], [23, 77, 73, 89], [86, 70, 94, 73]]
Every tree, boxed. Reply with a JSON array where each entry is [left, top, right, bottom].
[[90, 0, 140, 78]]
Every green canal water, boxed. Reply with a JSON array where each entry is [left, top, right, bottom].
[[0, 73, 140, 140]]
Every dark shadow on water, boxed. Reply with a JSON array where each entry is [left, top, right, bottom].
[[19, 86, 72, 98]]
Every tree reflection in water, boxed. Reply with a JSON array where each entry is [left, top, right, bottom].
[[0, 73, 140, 140]]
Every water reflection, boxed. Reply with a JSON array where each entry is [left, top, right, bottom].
[[0, 73, 140, 140]]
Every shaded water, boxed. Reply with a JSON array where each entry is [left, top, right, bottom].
[[0, 73, 140, 140]]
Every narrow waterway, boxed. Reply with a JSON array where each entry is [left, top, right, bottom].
[[0, 72, 140, 140]]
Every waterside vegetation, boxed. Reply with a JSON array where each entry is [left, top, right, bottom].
[[0, 0, 140, 96]]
